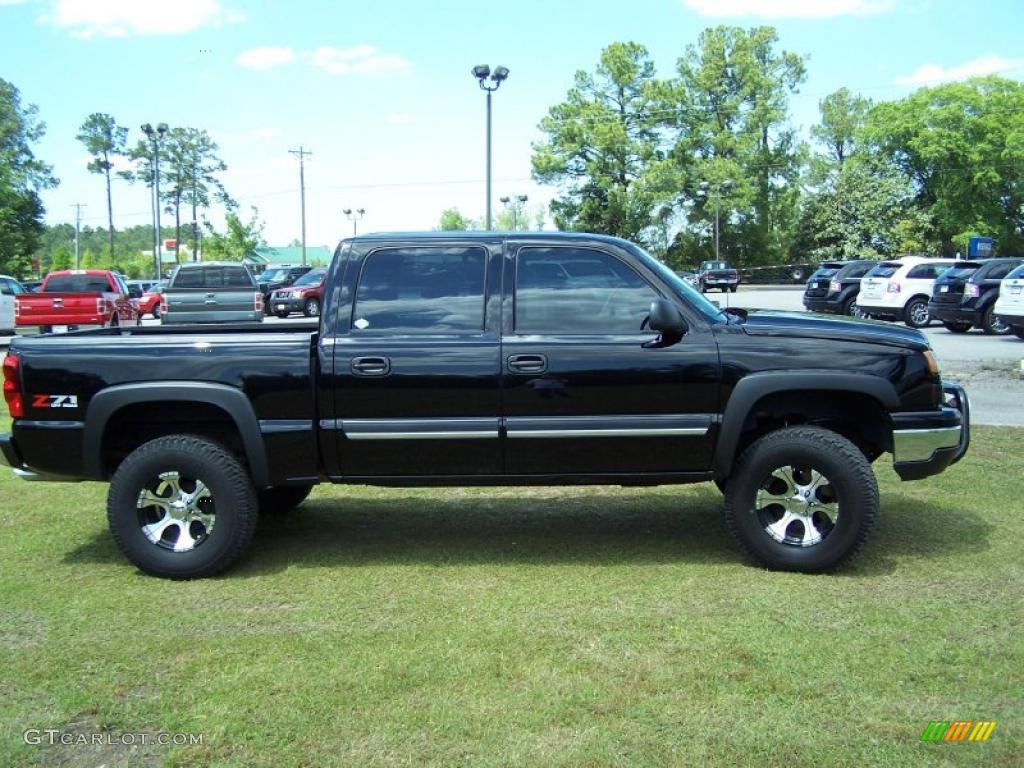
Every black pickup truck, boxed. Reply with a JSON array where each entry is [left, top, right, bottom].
[[1, 233, 969, 579]]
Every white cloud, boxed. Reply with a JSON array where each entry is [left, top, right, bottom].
[[681, 0, 892, 18], [895, 54, 1024, 86], [385, 112, 413, 125], [236, 46, 294, 71], [45, 0, 242, 38], [310, 45, 410, 77]]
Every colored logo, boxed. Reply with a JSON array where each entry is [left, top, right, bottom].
[[921, 721, 996, 742]]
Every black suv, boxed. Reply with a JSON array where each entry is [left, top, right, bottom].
[[929, 257, 1023, 334], [802, 260, 877, 316], [256, 265, 313, 313]]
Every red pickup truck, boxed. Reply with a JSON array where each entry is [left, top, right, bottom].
[[16, 270, 141, 332]]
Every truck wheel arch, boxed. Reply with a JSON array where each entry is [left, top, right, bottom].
[[713, 372, 900, 478], [83, 382, 270, 487]]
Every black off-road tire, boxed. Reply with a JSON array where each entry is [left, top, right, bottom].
[[107, 435, 258, 579], [724, 426, 878, 573], [258, 484, 314, 515]]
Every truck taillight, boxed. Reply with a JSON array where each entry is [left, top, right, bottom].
[[160, 294, 168, 313], [14, 297, 20, 319], [255, 292, 263, 312], [3, 353, 23, 419], [97, 297, 111, 316], [887, 282, 901, 294], [965, 284, 980, 298]]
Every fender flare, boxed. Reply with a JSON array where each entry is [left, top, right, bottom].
[[83, 382, 269, 486], [713, 371, 899, 477]]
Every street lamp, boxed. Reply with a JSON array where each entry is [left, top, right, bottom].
[[471, 64, 510, 230], [697, 179, 733, 262], [141, 122, 169, 279], [343, 207, 366, 236], [499, 194, 528, 230]]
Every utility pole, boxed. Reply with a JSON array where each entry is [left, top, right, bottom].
[[71, 203, 86, 269], [289, 146, 312, 266]]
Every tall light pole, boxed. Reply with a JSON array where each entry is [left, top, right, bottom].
[[499, 194, 528, 230], [697, 179, 733, 261], [289, 146, 312, 266], [471, 64, 509, 230], [343, 207, 366, 236], [142, 122, 168, 279]]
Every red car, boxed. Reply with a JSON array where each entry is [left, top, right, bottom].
[[268, 267, 327, 317], [138, 282, 167, 319], [16, 270, 141, 332]]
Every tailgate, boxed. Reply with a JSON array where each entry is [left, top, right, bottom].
[[16, 292, 105, 325], [859, 279, 887, 301]]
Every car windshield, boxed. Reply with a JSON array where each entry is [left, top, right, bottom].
[[866, 262, 901, 278], [293, 268, 327, 287], [625, 243, 725, 323], [259, 268, 290, 283], [810, 265, 842, 279], [942, 265, 981, 279]]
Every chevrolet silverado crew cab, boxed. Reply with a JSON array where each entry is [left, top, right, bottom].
[[1, 233, 969, 579]]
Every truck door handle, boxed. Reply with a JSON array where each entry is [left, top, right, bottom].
[[351, 356, 391, 376], [507, 354, 547, 374]]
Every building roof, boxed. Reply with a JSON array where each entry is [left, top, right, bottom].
[[248, 245, 333, 266]]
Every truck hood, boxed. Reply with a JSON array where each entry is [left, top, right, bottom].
[[737, 310, 929, 350]]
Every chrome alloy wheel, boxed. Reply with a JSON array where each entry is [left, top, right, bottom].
[[909, 301, 930, 326], [754, 465, 838, 547], [137, 471, 216, 552]]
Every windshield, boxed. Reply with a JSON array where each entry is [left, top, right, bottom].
[[625, 244, 725, 322], [810, 266, 841, 279], [866, 262, 901, 278], [293, 268, 327, 287], [259, 267, 290, 283]]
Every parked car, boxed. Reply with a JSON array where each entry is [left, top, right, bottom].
[[256, 265, 314, 313], [15, 270, 140, 333], [0, 275, 28, 332], [269, 267, 327, 317], [674, 270, 700, 289], [802, 260, 877, 317], [1, 232, 968, 579], [856, 257, 957, 328], [162, 263, 263, 324], [928, 257, 1023, 335], [698, 260, 739, 293], [993, 263, 1024, 339], [138, 281, 167, 319]]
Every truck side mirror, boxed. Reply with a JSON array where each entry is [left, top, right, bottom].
[[643, 298, 688, 348]]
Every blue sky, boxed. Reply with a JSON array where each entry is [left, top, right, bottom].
[[2, 0, 1022, 248]]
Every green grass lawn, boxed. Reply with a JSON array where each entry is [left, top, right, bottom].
[[0, 414, 1020, 767]]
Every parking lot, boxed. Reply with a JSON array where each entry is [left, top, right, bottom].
[[4, 285, 1021, 425]]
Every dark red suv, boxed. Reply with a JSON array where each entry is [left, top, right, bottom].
[[268, 267, 327, 317]]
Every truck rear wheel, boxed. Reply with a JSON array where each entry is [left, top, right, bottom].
[[107, 435, 258, 579], [724, 426, 878, 572], [258, 484, 313, 514]]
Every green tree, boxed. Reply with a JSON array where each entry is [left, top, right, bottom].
[[532, 42, 674, 245], [860, 75, 1024, 255], [162, 127, 231, 255], [438, 207, 474, 231], [810, 88, 871, 167], [0, 78, 57, 276], [667, 26, 807, 265], [793, 159, 930, 261], [76, 113, 129, 264], [49, 243, 73, 271], [202, 207, 265, 261]]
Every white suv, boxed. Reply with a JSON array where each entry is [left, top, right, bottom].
[[993, 263, 1024, 339], [857, 257, 957, 328], [0, 275, 27, 332]]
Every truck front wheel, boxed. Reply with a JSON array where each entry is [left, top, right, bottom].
[[724, 426, 878, 572], [107, 435, 258, 579]]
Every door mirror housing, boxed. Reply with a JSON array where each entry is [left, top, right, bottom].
[[643, 298, 688, 347]]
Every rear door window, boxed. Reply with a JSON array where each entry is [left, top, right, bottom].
[[43, 275, 112, 292], [985, 261, 1020, 280], [352, 246, 487, 333]]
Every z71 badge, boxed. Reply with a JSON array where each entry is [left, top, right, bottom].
[[32, 394, 79, 409]]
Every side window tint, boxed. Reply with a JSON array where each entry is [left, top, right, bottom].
[[989, 263, 1016, 280], [0, 280, 12, 296], [907, 265, 937, 279], [515, 247, 658, 334], [352, 246, 487, 333]]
